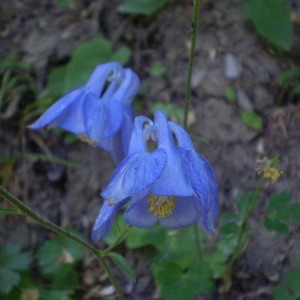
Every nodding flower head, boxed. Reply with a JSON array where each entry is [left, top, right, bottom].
[[92, 109, 218, 242], [28, 62, 140, 163]]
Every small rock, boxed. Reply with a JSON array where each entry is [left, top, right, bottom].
[[237, 89, 253, 111], [191, 68, 207, 88], [224, 53, 241, 79], [100, 285, 115, 296]]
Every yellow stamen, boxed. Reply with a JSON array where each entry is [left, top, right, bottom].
[[148, 194, 176, 218], [78, 134, 95, 145]]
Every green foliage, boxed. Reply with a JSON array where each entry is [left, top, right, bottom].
[[0, 232, 84, 297], [107, 252, 136, 282], [224, 87, 237, 103], [36, 229, 84, 276], [0, 55, 35, 120], [273, 270, 300, 300], [153, 261, 214, 300], [279, 67, 300, 101], [241, 110, 263, 130], [0, 208, 21, 215], [265, 193, 300, 234], [149, 61, 167, 77], [47, 38, 132, 97], [242, 0, 293, 51], [151, 102, 184, 123], [118, 0, 175, 16], [0, 244, 31, 294]]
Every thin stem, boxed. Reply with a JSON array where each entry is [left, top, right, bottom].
[[184, 0, 200, 129], [103, 225, 131, 255], [0, 185, 125, 300], [185, 0, 204, 261], [193, 224, 203, 261], [228, 178, 266, 268]]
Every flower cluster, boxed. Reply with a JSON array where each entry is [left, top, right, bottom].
[[29, 62, 218, 242]]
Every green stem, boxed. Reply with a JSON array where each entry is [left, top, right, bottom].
[[102, 225, 131, 255], [228, 178, 266, 268], [193, 224, 203, 261], [185, 0, 203, 261], [0, 185, 125, 300], [184, 0, 200, 129]]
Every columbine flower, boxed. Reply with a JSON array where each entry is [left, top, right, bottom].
[[92, 109, 218, 241], [29, 62, 140, 163]]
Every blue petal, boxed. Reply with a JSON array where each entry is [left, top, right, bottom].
[[168, 121, 195, 149], [181, 148, 218, 232], [96, 107, 134, 164], [85, 62, 122, 96], [83, 97, 124, 141], [128, 115, 153, 154], [28, 89, 84, 130], [91, 198, 128, 242], [151, 110, 193, 196], [119, 105, 135, 156], [101, 149, 167, 204], [159, 196, 198, 228], [112, 69, 140, 105], [124, 189, 157, 227]]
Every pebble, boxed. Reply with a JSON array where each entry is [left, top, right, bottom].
[[224, 53, 241, 79], [237, 89, 253, 111]]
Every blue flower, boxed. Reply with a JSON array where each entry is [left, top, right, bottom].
[[92, 110, 218, 242], [29, 62, 140, 163]]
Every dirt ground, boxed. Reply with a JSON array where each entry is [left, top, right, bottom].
[[1, 0, 300, 299]]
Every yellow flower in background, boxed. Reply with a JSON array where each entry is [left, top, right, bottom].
[[257, 156, 283, 183]]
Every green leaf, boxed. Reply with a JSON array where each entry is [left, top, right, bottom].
[[0, 208, 22, 216], [125, 225, 168, 250], [219, 223, 240, 235], [0, 269, 20, 294], [279, 67, 300, 86], [154, 228, 200, 269], [219, 212, 241, 223], [235, 191, 255, 218], [36, 230, 84, 276], [107, 252, 136, 282], [0, 245, 31, 271], [264, 217, 289, 234], [155, 261, 214, 300], [0, 245, 31, 294], [243, 0, 293, 51], [278, 203, 300, 222], [272, 285, 294, 300], [241, 110, 263, 130], [267, 193, 291, 215], [224, 87, 237, 103], [151, 102, 184, 123], [290, 83, 300, 98], [111, 47, 132, 65], [47, 66, 67, 97], [47, 38, 132, 97], [64, 38, 112, 92], [118, 0, 174, 16], [49, 265, 78, 289], [150, 61, 167, 77], [38, 288, 73, 300], [285, 270, 300, 297]]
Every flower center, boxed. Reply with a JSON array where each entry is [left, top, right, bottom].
[[148, 194, 176, 218]]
